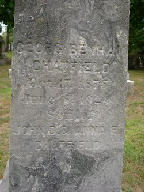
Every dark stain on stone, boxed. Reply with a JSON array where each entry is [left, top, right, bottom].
[[10, 145, 117, 191], [24, 154, 63, 192], [71, 149, 96, 175]]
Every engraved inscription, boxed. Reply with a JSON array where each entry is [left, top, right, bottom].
[[10, 1, 129, 191]]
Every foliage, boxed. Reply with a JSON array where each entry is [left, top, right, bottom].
[[0, 0, 14, 29], [129, 0, 144, 52], [5, 51, 12, 59], [0, 0, 14, 51], [129, 0, 144, 68], [2, 30, 13, 43], [0, 24, 2, 33]]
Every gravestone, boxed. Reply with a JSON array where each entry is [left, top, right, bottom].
[[127, 80, 134, 96], [127, 72, 134, 96], [10, 0, 129, 191]]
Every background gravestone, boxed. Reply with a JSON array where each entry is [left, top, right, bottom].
[[10, 0, 129, 191]]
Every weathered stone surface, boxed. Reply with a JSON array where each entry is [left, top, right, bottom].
[[10, 0, 130, 191]]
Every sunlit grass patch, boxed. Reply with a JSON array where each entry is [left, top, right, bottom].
[[122, 70, 144, 192], [0, 123, 9, 179], [5, 51, 12, 60], [0, 64, 11, 179]]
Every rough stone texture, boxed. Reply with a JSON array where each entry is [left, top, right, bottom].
[[10, 0, 129, 191]]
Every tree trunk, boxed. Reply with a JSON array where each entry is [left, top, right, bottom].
[[0, 42, 2, 58], [5, 26, 10, 52]]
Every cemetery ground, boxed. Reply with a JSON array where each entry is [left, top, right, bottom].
[[0, 62, 143, 192]]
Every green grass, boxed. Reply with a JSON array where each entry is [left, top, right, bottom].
[[0, 63, 11, 179], [0, 64, 144, 191], [0, 65, 11, 97], [5, 51, 12, 60], [122, 70, 144, 192]]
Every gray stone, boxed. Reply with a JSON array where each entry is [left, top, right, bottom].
[[127, 72, 130, 80], [127, 72, 134, 96], [9, 0, 130, 191]]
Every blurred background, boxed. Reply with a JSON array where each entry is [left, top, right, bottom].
[[0, 0, 144, 192]]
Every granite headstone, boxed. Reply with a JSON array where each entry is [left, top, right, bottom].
[[10, 0, 130, 191]]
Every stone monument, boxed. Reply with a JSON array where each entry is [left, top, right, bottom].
[[9, 0, 130, 191], [127, 71, 134, 96], [127, 79, 134, 96]]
